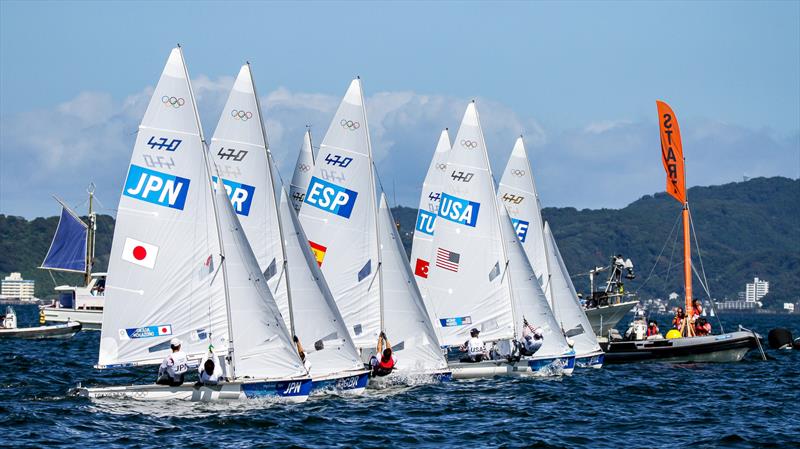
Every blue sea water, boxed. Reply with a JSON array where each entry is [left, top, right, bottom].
[[2, 305, 798, 449]]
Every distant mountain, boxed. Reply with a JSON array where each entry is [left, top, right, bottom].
[[2, 177, 798, 309]]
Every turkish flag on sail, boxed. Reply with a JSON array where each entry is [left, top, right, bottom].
[[657, 100, 686, 203], [414, 258, 429, 278], [121, 237, 159, 269]]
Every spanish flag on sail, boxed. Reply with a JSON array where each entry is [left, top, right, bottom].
[[657, 100, 686, 203], [308, 240, 327, 267]]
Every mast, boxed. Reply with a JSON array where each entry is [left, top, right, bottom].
[[360, 77, 385, 332], [180, 44, 236, 376], [85, 183, 96, 286], [682, 187, 693, 335], [249, 62, 297, 338]]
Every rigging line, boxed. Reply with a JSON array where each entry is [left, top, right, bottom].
[[635, 210, 682, 294], [664, 216, 681, 284], [688, 208, 725, 333]]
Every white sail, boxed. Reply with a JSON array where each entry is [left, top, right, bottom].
[[497, 137, 549, 290], [409, 129, 451, 322], [426, 102, 514, 347], [289, 129, 315, 212], [298, 79, 381, 349], [208, 64, 288, 327], [277, 188, 364, 377], [543, 222, 602, 357], [378, 194, 448, 372], [499, 203, 571, 358], [98, 47, 228, 367]]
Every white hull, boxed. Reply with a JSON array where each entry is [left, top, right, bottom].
[[41, 307, 102, 330], [74, 377, 313, 402], [585, 300, 638, 336], [449, 354, 574, 379]]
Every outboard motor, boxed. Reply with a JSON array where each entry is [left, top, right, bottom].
[[767, 328, 794, 350]]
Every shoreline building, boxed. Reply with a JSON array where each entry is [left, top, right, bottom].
[[1, 272, 36, 301], [718, 276, 769, 311]]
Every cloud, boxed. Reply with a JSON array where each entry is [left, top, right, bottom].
[[1, 76, 798, 218]]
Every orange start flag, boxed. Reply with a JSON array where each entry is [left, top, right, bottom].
[[657, 100, 686, 204]]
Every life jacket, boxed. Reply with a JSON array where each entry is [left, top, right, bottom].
[[372, 356, 395, 377], [378, 357, 395, 370], [647, 326, 659, 336]]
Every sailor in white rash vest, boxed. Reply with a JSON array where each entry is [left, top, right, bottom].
[[460, 328, 488, 363], [157, 338, 189, 386]]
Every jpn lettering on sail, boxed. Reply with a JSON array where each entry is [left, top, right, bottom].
[[657, 100, 686, 204]]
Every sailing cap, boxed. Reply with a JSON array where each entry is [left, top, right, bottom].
[[170, 338, 182, 347], [470, 328, 480, 335]]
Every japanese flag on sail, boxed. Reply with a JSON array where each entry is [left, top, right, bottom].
[[121, 237, 159, 269]]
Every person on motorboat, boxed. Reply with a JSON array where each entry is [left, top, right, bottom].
[[672, 307, 686, 331], [647, 320, 660, 337], [157, 338, 189, 386], [369, 331, 396, 377], [694, 317, 712, 336], [691, 299, 703, 319], [460, 328, 488, 362], [519, 319, 544, 356]]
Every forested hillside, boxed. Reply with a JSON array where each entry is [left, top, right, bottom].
[[2, 177, 797, 308]]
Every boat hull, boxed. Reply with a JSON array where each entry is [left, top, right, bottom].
[[0, 321, 82, 339], [41, 307, 102, 330], [585, 300, 638, 336], [449, 354, 574, 379], [310, 370, 370, 395], [600, 331, 757, 364], [74, 378, 313, 402], [575, 351, 605, 369]]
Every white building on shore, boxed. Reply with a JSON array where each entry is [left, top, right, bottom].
[[745, 277, 769, 303], [1, 272, 35, 301]]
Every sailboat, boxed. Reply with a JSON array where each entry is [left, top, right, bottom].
[[409, 129, 450, 333], [497, 137, 604, 368], [599, 100, 758, 363], [542, 222, 605, 368], [298, 78, 450, 381], [425, 102, 574, 379], [73, 47, 311, 401], [289, 128, 315, 212], [38, 185, 106, 329], [208, 63, 368, 394]]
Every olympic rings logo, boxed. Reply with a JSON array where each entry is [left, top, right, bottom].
[[162, 96, 185, 108], [460, 139, 478, 149], [231, 110, 253, 121], [340, 119, 360, 130], [435, 163, 447, 171], [297, 163, 311, 172], [511, 169, 526, 177]]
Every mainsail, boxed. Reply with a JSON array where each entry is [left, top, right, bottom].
[[498, 203, 572, 359], [426, 102, 514, 347], [378, 194, 449, 371], [289, 129, 315, 212], [496, 137, 549, 288], [208, 64, 287, 324], [98, 47, 228, 367], [542, 222, 602, 357], [409, 129, 451, 320], [40, 200, 88, 273], [298, 79, 382, 349]]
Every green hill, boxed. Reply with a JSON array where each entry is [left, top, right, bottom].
[[2, 177, 798, 309]]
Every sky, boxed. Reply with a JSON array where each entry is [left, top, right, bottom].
[[1, 1, 798, 218]]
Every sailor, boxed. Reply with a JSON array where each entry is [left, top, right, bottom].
[[460, 328, 488, 363], [519, 320, 544, 356], [294, 335, 311, 371], [157, 338, 189, 386], [691, 299, 703, 318], [369, 331, 396, 377], [197, 355, 223, 386]]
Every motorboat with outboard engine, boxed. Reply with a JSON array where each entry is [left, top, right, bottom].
[[0, 306, 81, 339]]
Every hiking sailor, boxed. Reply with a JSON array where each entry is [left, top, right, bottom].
[[157, 338, 189, 386], [196, 351, 223, 386], [519, 319, 544, 356], [369, 331, 396, 377]]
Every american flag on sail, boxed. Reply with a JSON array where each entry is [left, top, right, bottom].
[[436, 247, 460, 272]]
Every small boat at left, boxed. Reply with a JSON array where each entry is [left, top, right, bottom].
[[0, 306, 81, 339], [38, 185, 105, 330], [72, 46, 311, 402]]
